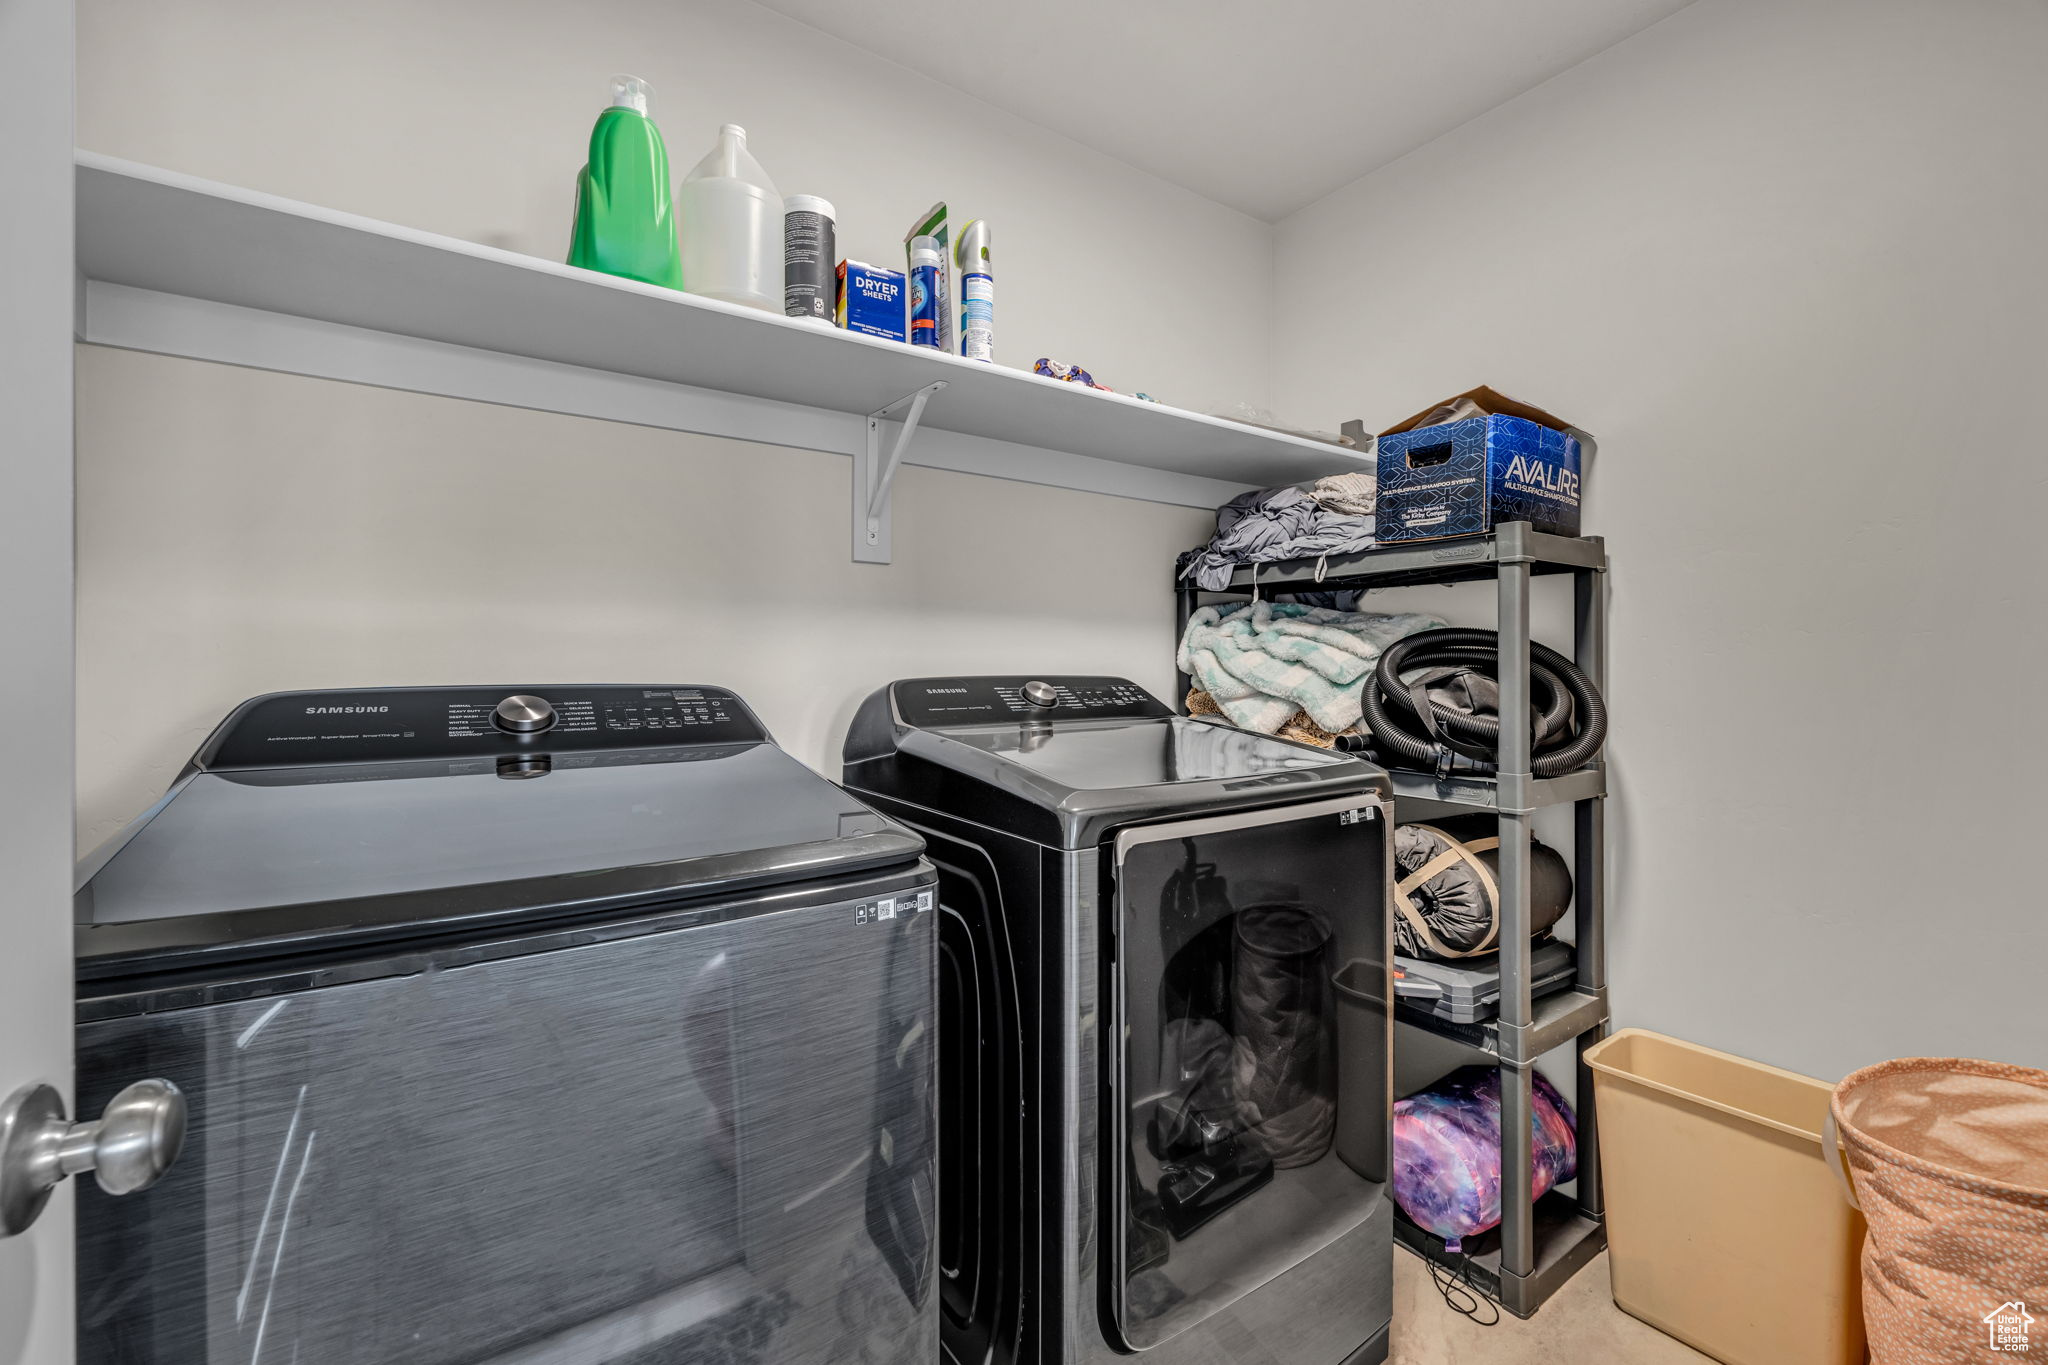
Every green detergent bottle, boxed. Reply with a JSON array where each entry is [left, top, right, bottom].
[[568, 75, 684, 289]]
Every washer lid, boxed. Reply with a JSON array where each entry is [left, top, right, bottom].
[[843, 677, 1389, 848], [929, 713, 1348, 789], [77, 687, 922, 979]]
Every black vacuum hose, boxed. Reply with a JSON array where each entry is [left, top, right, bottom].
[[1360, 628, 1607, 778]]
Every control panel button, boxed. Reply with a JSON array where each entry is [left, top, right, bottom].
[[493, 694, 556, 734], [1023, 680, 1059, 708]]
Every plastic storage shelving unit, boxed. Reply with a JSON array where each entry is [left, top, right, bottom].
[[1172, 521, 1611, 1318]]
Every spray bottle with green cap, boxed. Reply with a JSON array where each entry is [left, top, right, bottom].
[[567, 76, 684, 290], [957, 220, 994, 363]]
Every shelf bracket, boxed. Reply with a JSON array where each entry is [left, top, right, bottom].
[[854, 380, 948, 564]]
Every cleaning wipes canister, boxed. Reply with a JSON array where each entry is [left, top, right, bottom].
[[908, 236, 944, 349], [783, 195, 836, 324], [957, 219, 993, 362]]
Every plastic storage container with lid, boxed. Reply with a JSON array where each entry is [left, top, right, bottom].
[[678, 123, 783, 311]]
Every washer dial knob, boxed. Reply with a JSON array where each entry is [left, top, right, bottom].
[[1023, 680, 1059, 708], [494, 694, 556, 734]]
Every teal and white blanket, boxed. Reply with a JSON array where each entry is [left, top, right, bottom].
[[1176, 601, 1446, 735]]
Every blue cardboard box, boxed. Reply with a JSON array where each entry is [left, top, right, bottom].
[[1375, 387, 1584, 542]]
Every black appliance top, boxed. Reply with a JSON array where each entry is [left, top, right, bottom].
[[78, 685, 923, 982], [842, 676, 1389, 848]]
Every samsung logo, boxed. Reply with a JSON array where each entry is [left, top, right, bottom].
[[924, 688, 967, 695], [305, 705, 389, 714]]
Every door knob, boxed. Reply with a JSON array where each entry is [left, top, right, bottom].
[[0, 1078, 186, 1236]]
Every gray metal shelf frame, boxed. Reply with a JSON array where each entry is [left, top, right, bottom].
[[1172, 520, 1611, 1319]]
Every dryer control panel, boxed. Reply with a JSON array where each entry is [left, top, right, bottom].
[[891, 676, 1173, 727], [198, 685, 769, 769]]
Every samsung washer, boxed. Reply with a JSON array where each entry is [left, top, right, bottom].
[[75, 685, 938, 1365]]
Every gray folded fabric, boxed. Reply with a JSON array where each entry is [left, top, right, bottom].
[[1177, 483, 1375, 592]]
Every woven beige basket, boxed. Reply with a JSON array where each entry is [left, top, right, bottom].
[[1826, 1057, 2048, 1363]]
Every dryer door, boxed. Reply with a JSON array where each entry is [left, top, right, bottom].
[[1107, 795, 1390, 1351]]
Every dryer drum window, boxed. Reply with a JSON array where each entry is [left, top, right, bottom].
[[1110, 802, 1389, 1350]]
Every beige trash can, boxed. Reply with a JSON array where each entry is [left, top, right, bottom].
[[1584, 1029, 1867, 1365]]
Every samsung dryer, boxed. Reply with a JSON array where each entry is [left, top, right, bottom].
[[74, 685, 937, 1365], [843, 676, 1394, 1365]]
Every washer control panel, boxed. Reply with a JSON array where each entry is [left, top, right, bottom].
[[892, 676, 1171, 727], [200, 686, 765, 769], [493, 694, 556, 733]]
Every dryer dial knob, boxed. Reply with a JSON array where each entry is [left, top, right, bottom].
[[494, 694, 556, 734], [1023, 680, 1058, 708]]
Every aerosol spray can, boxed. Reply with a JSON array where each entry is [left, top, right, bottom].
[[908, 235, 944, 349], [783, 195, 836, 324], [956, 219, 994, 363]]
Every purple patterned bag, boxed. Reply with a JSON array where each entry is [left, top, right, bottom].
[[1392, 1065, 1577, 1250]]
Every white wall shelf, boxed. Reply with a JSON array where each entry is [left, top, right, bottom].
[[75, 153, 1367, 541]]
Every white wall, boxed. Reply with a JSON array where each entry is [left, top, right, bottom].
[[72, 0, 1275, 848], [75, 348, 1210, 848], [79, 0, 1275, 416], [1272, 0, 2048, 1080], [78, 0, 2048, 1083]]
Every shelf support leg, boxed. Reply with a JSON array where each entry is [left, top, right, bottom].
[[1496, 531, 1538, 1288], [1571, 560, 1609, 993], [1174, 584, 1200, 712], [1574, 557, 1610, 1221], [853, 380, 947, 564]]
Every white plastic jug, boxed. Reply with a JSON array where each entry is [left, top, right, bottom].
[[678, 123, 783, 312]]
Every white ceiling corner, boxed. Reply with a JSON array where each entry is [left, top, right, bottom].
[[751, 0, 1696, 220]]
